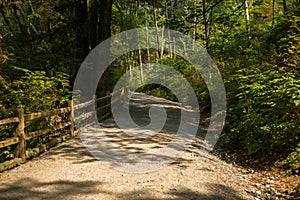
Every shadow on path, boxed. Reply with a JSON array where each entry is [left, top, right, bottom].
[[116, 183, 244, 200], [0, 178, 244, 200], [0, 178, 104, 200], [40, 93, 213, 169]]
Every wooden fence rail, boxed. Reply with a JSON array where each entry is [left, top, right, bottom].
[[0, 87, 125, 171]]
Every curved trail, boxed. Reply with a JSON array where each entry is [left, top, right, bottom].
[[0, 93, 255, 199]]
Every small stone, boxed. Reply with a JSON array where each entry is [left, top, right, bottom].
[[255, 183, 261, 188], [275, 192, 281, 196], [268, 189, 275, 195], [244, 188, 251, 193], [146, 185, 156, 189]]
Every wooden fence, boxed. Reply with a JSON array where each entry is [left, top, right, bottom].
[[0, 87, 125, 171]]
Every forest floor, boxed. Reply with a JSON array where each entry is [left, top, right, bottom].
[[0, 93, 299, 200]]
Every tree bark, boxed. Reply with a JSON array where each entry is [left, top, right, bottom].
[[144, 1, 151, 65], [272, 0, 275, 31], [160, 26, 165, 59], [75, 0, 89, 58], [138, 43, 144, 84], [97, 0, 113, 97], [283, 0, 287, 14], [152, 0, 161, 62], [164, 0, 172, 59], [127, 53, 133, 79], [89, 0, 98, 49], [136, 2, 144, 83], [193, 0, 197, 49], [245, 0, 251, 40], [202, 0, 210, 51], [98, 0, 113, 44]]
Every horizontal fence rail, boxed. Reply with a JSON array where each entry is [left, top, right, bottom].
[[0, 87, 126, 171], [0, 117, 20, 126]]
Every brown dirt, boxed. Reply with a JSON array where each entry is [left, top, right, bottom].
[[0, 93, 288, 200]]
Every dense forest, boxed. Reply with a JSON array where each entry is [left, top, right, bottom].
[[0, 0, 299, 175]]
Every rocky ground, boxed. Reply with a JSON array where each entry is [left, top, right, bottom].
[[0, 138, 298, 200], [0, 137, 254, 200], [213, 148, 300, 200]]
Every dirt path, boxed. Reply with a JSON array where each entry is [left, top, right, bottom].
[[0, 93, 256, 200]]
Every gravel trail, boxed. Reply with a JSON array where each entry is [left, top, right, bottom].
[[0, 94, 256, 200]]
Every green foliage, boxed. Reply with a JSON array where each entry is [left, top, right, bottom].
[[0, 68, 70, 162], [0, 0, 82, 76], [273, 16, 300, 73], [220, 10, 300, 172], [132, 58, 208, 104], [1, 67, 69, 116], [280, 143, 300, 174], [226, 66, 300, 154]]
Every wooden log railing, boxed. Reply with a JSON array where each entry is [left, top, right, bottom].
[[0, 87, 125, 171]]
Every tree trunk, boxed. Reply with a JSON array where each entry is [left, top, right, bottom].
[[73, 0, 89, 83], [193, 0, 197, 49], [173, 36, 176, 60], [75, 0, 89, 58], [202, 0, 210, 51], [272, 0, 275, 30], [164, 0, 172, 59], [98, 0, 113, 44], [89, 0, 98, 49], [138, 44, 144, 84], [283, 0, 287, 14], [127, 53, 133, 79], [245, 0, 251, 40], [144, 1, 151, 65], [160, 26, 165, 59], [152, 0, 161, 62], [97, 0, 113, 97], [136, 3, 144, 83], [169, 0, 177, 59]]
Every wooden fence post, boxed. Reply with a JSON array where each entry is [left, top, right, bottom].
[[106, 93, 110, 112], [122, 86, 128, 104], [121, 87, 125, 100], [69, 100, 75, 137], [15, 108, 26, 161], [93, 95, 97, 111]]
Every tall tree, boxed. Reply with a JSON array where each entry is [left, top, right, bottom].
[[144, 1, 151, 64], [152, 0, 161, 62], [164, 0, 173, 59], [202, 0, 210, 51], [193, 0, 197, 49], [283, 0, 287, 14], [97, 0, 113, 97], [98, 0, 113, 44], [245, 0, 251, 40]]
